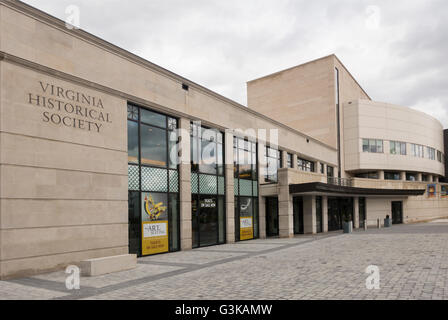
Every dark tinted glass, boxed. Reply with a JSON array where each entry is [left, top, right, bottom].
[[141, 108, 166, 128], [128, 120, 139, 164], [140, 124, 167, 167]]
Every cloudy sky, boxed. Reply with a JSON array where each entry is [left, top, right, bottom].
[[22, 0, 448, 128]]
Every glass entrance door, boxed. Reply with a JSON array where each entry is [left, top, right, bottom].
[[192, 195, 219, 247], [328, 197, 354, 231], [359, 197, 366, 228], [266, 197, 279, 237], [392, 201, 403, 224], [293, 196, 304, 234]]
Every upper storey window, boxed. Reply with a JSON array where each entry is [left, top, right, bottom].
[[234, 137, 257, 180], [264, 146, 281, 183], [410, 144, 424, 158], [362, 139, 383, 153], [385, 171, 401, 180], [190, 123, 224, 175], [127, 104, 178, 168], [426, 147, 436, 160], [437, 151, 443, 163], [298, 158, 315, 172], [390, 141, 406, 155], [327, 166, 334, 177], [287, 153, 293, 169]]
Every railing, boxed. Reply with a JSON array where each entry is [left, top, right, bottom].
[[327, 177, 353, 187]]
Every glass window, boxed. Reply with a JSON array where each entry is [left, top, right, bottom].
[[363, 139, 384, 153], [140, 124, 167, 167], [327, 166, 334, 177], [298, 158, 315, 172], [218, 197, 225, 244], [234, 136, 259, 242], [127, 103, 180, 257], [426, 147, 435, 160], [411, 144, 425, 158], [320, 163, 325, 174], [376, 140, 383, 153], [128, 120, 139, 164], [422, 174, 428, 182], [141, 108, 166, 128], [168, 130, 178, 169], [406, 173, 417, 181], [287, 153, 293, 168], [355, 171, 379, 179], [264, 146, 280, 183], [169, 194, 179, 252], [191, 124, 223, 176], [127, 104, 139, 121], [128, 191, 141, 255], [217, 143, 224, 176], [199, 139, 217, 174], [390, 141, 406, 155], [316, 196, 323, 233], [359, 198, 366, 229], [385, 172, 401, 180], [168, 117, 177, 131], [362, 139, 369, 152], [234, 137, 256, 180]]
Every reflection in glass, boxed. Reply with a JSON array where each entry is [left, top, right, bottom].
[[168, 130, 178, 169], [359, 197, 366, 228], [198, 195, 218, 246], [316, 196, 322, 233], [240, 197, 253, 218], [141, 108, 166, 128], [266, 197, 279, 236], [141, 124, 167, 167], [253, 200, 259, 239], [192, 196, 199, 248], [127, 120, 139, 164], [200, 139, 217, 174], [128, 191, 140, 255], [293, 196, 304, 234], [218, 197, 225, 244]]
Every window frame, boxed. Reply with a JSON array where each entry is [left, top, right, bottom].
[[362, 139, 384, 154]]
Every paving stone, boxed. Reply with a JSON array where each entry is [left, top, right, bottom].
[[1, 222, 448, 300]]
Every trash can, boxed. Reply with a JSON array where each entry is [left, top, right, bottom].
[[343, 221, 353, 233], [384, 215, 392, 228]]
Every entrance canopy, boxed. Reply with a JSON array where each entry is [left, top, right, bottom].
[[289, 182, 426, 197]]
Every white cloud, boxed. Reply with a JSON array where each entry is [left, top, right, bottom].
[[21, 0, 448, 128]]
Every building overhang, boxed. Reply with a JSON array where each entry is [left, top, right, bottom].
[[289, 182, 426, 197]]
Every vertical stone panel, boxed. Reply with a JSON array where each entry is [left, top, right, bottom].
[[354, 197, 359, 229], [224, 130, 235, 243], [278, 169, 293, 238], [179, 118, 192, 250], [322, 196, 328, 232]]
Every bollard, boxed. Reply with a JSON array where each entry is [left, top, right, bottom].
[[377, 218, 381, 229], [364, 220, 367, 231]]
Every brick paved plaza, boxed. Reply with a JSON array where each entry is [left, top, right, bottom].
[[1, 221, 448, 300]]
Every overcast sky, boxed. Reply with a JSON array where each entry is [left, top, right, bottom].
[[22, 0, 448, 128]]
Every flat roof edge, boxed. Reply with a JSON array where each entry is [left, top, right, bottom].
[[289, 182, 426, 196], [0, 0, 336, 151]]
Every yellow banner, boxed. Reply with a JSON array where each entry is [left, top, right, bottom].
[[142, 221, 169, 256], [240, 217, 253, 241]]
